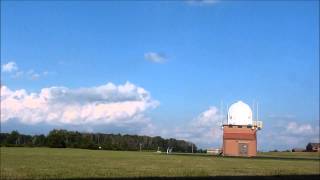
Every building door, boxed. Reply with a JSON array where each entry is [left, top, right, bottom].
[[239, 143, 248, 156]]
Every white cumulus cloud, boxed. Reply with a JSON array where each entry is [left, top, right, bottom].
[[2, 61, 18, 73], [1, 61, 46, 80], [286, 122, 314, 135], [170, 106, 223, 148], [26, 70, 41, 80], [260, 120, 319, 151], [1, 82, 159, 129], [144, 52, 167, 63]]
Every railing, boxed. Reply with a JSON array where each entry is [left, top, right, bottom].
[[253, 121, 263, 129]]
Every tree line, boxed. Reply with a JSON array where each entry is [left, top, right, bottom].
[[0, 129, 199, 153]]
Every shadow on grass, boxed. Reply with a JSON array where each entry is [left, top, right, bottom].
[[19, 175, 318, 180]]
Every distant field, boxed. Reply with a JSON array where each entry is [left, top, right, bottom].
[[258, 151, 320, 159], [1, 147, 319, 179]]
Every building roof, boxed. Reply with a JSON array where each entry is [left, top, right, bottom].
[[308, 143, 320, 147]]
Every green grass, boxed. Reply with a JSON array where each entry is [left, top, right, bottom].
[[1, 147, 319, 179], [258, 152, 320, 159]]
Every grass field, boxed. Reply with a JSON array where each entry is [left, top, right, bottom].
[[258, 151, 320, 159], [1, 147, 319, 179]]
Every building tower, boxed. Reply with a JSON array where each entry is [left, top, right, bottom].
[[222, 101, 262, 157]]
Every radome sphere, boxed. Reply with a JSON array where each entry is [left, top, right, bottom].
[[227, 101, 253, 125]]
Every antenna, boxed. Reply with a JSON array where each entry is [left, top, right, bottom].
[[252, 100, 255, 121], [256, 102, 259, 122], [220, 100, 223, 126], [226, 103, 229, 124]]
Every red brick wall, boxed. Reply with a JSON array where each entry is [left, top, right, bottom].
[[223, 125, 257, 157]]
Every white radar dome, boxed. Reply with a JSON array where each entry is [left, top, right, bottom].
[[228, 101, 253, 125]]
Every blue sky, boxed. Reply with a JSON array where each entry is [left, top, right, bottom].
[[1, 0, 319, 150]]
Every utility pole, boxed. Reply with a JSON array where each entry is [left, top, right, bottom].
[[192, 144, 194, 154]]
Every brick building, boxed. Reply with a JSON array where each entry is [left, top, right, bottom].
[[306, 143, 320, 152], [222, 101, 262, 157]]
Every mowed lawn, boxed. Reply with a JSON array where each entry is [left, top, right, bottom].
[[1, 147, 319, 179], [258, 151, 320, 159]]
